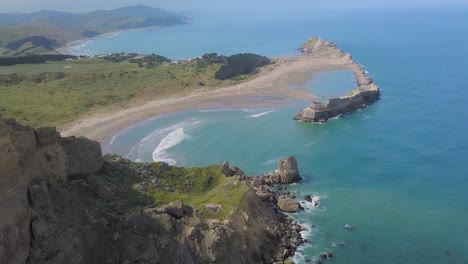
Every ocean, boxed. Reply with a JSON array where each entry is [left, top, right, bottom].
[[76, 8, 468, 263]]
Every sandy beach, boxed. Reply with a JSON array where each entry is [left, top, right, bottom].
[[61, 53, 353, 143]]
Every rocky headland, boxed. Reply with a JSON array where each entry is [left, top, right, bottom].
[[294, 37, 381, 123], [0, 117, 309, 264]]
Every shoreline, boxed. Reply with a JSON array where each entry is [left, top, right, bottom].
[[56, 24, 181, 55], [60, 53, 353, 143], [60, 52, 357, 142]]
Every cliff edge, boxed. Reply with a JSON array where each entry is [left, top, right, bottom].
[[294, 37, 381, 123], [0, 118, 305, 264]]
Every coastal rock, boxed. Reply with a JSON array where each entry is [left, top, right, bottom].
[[277, 156, 301, 184], [299, 36, 339, 56], [231, 166, 245, 176], [277, 195, 301, 213], [261, 156, 302, 185], [294, 84, 380, 123], [295, 37, 381, 123], [221, 161, 233, 176]]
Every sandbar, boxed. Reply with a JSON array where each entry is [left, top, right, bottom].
[[60, 53, 353, 143]]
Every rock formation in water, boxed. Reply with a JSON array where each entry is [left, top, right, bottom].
[[0, 117, 305, 264], [295, 37, 381, 123]]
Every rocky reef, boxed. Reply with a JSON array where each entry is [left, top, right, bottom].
[[295, 37, 381, 123], [0, 118, 307, 264]]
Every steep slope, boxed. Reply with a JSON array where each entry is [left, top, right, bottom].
[[0, 118, 305, 264]]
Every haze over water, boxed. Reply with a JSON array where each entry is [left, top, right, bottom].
[[85, 8, 468, 263]]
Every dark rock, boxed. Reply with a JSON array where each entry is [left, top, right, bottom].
[[36, 127, 60, 146], [304, 195, 312, 202], [231, 166, 245, 176], [60, 136, 103, 177], [221, 161, 233, 176], [164, 200, 186, 219], [29, 182, 50, 210], [96, 185, 115, 201]]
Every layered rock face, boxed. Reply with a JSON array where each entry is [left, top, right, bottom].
[[0, 118, 102, 264], [294, 37, 381, 123], [0, 118, 305, 264]]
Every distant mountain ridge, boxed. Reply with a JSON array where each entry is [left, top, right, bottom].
[[0, 5, 188, 56]]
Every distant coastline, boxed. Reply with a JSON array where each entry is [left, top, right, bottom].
[[56, 26, 166, 55], [0, 5, 189, 56]]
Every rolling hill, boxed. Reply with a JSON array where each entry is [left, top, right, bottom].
[[0, 5, 188, 56]]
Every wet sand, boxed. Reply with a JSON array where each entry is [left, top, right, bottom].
[[61, 54, 351, 143]]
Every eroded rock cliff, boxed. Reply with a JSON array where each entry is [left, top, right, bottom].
[[0, 118, 305, 264], [0, 118, 102, 264]]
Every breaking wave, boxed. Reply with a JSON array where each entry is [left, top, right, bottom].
[[246, 110, 276, 118]]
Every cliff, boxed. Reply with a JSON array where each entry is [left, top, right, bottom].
[[0, 118, 304, 264], [294, 37, 381, 123]]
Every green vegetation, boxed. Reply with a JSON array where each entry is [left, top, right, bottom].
[[0, 54, 77, 66], [0, 5, 187, 56], [145, 162, 248, 219], [0, 57, 253, 127], [214, 53, 271, 80], [99, 155, 248, 220], [196, 52, 272, 80]]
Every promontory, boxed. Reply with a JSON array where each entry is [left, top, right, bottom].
[[294, 37, 381, 123]]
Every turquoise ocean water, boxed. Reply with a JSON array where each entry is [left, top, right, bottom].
[[75, 9, 468, 263]]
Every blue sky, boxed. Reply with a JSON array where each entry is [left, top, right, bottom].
[[1, 0, 467, 13]]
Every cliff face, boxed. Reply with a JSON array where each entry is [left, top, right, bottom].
[[0, 118, 303, 264], [294, 37, 381, 123], [0, 118, 102, 264]]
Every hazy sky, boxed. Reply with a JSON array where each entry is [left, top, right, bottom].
[[1, 0, 467, 13]]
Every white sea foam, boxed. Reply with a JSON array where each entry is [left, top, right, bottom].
[[362, 115, 370, 120], [109, 134, 118, 145], [330, 114, 342, 120], [301, 193, 328, 213], [246, 110, 276, 118], [290, 222, 315, 263], [127, 119, 199, 162], [152, 128, 187, 165]]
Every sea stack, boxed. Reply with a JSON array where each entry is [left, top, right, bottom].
[[294, 37, 381, 123]]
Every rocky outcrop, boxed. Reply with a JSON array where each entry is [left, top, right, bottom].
[[277, 156, 301, 183], [298, 36, 338, 56], [261, 156, 302, 185], [0, 118, 306, 264], [277, 195, 302, 213], [294, 37, 381, 123]]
